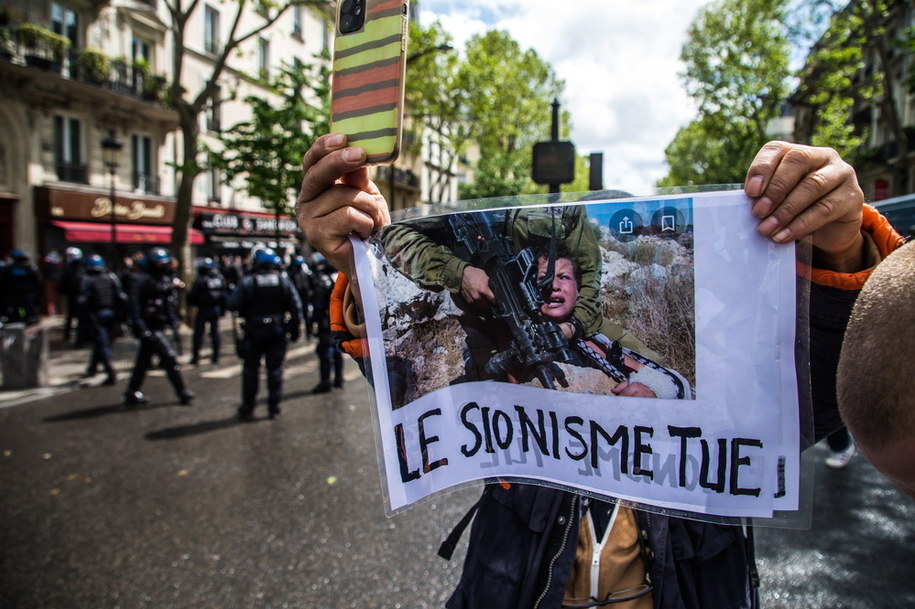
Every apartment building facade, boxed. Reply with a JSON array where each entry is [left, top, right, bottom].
[[0, 0, 331, 263]]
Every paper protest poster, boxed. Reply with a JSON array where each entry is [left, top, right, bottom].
[[352, 190, 799, 518]]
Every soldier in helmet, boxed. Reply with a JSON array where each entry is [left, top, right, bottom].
[[77, 254, 127, 385], [0, 249, 43, 325], [124, 247, 194, 406], [187, 257, 228, 364], [228, 248, 303, 420]]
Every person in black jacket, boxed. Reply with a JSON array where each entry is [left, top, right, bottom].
[[288, 255, 315, 340], [309, 253, 343, 393], [77, 254, 127, 385], [59, 247, 86, 345], [295, 134, 903, 609], [124, 248, 194, 406], [187, 257, 228, 365], [228, 248, 303, 420], [0, 249, 43, 325]]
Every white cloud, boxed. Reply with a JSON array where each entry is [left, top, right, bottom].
[[419, 0, 711, 192]]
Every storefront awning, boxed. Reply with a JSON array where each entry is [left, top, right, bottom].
[[51, 221, 204, 245]]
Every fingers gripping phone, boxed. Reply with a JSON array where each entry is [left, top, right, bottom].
[[331, 0, 409, 165]]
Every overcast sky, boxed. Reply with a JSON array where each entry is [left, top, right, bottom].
[[418, 0, 712, 193]]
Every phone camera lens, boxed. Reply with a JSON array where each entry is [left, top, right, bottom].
[[340, 13, 354, 32], [341, 0, 354, 13], [354, 5, 362, 15]]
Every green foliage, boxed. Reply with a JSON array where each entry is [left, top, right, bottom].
[[17, 22, 71, 61], [212, 58, 330, 217], [76, 47, 110, 83], [793, 0, 906, 167], [455, 30, 566, 199], [659, 0, 790, 186]]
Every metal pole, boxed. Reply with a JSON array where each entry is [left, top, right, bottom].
[[550, 99, 560, 195], [109, 168, 117, 263]]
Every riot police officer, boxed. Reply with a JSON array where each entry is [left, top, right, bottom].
[[228, 248, 302, 420], [0, 249, 43, 325], [59, 246, 86, 344], [77, 254, 127, 385], [310, 253, 343, 393], [287, 254, 314, 340], [124, 247, 194, 406], [187, 257, 228, 364]]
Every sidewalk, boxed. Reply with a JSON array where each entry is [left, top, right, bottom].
[[0, 316, 198, 408]]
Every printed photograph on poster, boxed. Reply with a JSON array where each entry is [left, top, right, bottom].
[[368, 199, 695, 410], [353, 191, 800, 518]]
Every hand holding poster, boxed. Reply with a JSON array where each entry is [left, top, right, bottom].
[[351, 190, 800, 518]]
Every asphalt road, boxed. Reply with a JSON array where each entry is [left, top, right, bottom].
[[1, 334, 913, 609]]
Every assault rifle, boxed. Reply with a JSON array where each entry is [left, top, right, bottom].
[[449, 211, 572, 389]]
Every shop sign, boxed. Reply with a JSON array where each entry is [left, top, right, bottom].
[[197, 210, 300, 236], [39, 187, 175, 224]]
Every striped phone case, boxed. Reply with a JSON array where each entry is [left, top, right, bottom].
[[331, 0, 409, 165]]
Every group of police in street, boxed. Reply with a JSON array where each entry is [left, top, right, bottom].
[[1, 245, 342, 420]]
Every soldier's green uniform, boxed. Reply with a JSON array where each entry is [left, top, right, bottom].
[[382, 205, 603, 335]]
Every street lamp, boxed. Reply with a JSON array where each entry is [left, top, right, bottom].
[[101, 130, 123, 264]]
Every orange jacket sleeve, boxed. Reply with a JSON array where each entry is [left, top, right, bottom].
[[330, 273, 369, 359], [807, 204, 905, 290]]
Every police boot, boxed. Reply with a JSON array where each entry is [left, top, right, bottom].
[[166, 365, 195, 405], [124, 391, 148, 406], [103, 367, 117, 386]]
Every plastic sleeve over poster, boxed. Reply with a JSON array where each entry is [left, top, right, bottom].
[[350, 189, 801, 520]]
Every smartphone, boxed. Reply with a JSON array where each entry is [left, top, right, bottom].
[[330, 0, 409, 165]]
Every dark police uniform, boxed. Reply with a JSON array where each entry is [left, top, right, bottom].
[[288, 255, 315, 339], [187, 258, 228, 364], [228, 250, 302, 419], [310, 256, 342, 393], [0, 250, 43, 325], [124, 248, 194, 406], [78, 255, 127, 385]]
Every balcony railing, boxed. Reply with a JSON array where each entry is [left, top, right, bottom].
[[0, 23, 168, 105], [133, 172, 161, 195], [56, 161, 89, 184]]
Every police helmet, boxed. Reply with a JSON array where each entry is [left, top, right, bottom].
[[146, 247, 172, 268], [84, 254, 105, 268], [196, 257, 216, 270], [66, 246, 83, 261], [310, 252, 326, 267], [253, 248, 282, 270], [8, 249, 28, 261], [290, 255, 305, 268]]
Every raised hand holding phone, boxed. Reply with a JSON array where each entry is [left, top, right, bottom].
[[330, 0, 409, 165]]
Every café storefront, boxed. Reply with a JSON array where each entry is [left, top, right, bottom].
[[192, 206, 302, 259], [35, 185, 204, 265]]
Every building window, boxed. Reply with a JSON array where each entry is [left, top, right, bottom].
[[53, 115, 86, 183], [132, 36, 152, 65], [207, 86, 222, 133], [131, 134, 158, 195], [51, 2, 79, 47], [204, 5, 220, 55], [257, 37, 270, 78], [292, 5, 303, 39]]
